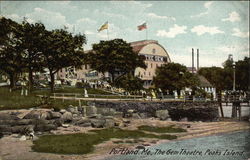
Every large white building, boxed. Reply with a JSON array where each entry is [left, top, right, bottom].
[[56, 40, 171, 88]]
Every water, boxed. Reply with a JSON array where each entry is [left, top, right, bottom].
[[106, 130, 250, 160]]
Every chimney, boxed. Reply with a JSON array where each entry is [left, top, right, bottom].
[[192, 48, 194, 73], [197, 49, 199, 71]]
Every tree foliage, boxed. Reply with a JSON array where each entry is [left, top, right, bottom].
[[113, 74, 144, 92], [153, 63, 199, 94], [40, 29, 86, 91], [85, 39, 146, 82], [0, 17, 24, 88]]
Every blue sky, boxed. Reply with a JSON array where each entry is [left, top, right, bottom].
[[1, 1, 249, 67]]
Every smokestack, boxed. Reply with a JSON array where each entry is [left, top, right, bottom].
[[192, 48, 194, 73], [197, 49, 199, 71]]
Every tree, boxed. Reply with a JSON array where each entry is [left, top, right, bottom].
[[40, 29, 86, 92], [235, 57, 249, 91], [153, 63, 199, 94], [198, 67, 225, 92], [113, 73, 144, 92], [21, 21, 47, 91], [0, 17, 24, 89], [85, 39, 146, 83]]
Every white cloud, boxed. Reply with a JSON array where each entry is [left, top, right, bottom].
[[147, 13, 176, 21], [191, 1, 214, 18], [76, 18, 96, 25], [232, 28, 249, 38], [25, 8, 72, 30], [222, 11, 241, 22], [156, 24, 187, 38], [191, 25, 224, 36], [204, 1, 213, 9]]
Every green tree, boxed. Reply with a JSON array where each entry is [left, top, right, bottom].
[[85, 39, 146, 83], [40, 29, 86, 92], [235, 57, 249, 91], [153, 63, 199, 94], [0, 17, 24, 89], [113, 74, 144, 92], [21, 21, 47, 91]]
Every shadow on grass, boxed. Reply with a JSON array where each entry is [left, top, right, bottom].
[[32, 128, 177, 154]]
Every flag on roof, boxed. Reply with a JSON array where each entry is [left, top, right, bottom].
[[137, 22, 147, 31], [98, 21, 108, 32]]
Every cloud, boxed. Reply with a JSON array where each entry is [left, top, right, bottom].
[[217, 44, 249, 60], [191, 1, 214, 18], [76, 18, 96, 25], [232, 28, 249, 38], [222, 11, 241, 22], [25, 8, 72, 30], [191, 25, 224, 36], [147, 13, 176, 21], [156, 24, 187, 38]]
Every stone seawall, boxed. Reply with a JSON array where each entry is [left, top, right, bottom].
[[92, 101, 219, 122]]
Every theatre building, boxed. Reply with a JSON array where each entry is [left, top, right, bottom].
[[131, 40, 171, 88], [56, 40, 171, 88]]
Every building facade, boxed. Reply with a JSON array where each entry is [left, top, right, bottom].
[[56, 40, 171, 88], [131, 40, 171, 88]]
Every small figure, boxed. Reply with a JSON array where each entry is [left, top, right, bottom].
[[84, 88, 89, 98]]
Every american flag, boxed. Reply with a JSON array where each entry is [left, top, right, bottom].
[[137, 23, 147, 31]]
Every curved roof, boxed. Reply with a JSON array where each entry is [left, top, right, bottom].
[[130, 40, 171, 62]]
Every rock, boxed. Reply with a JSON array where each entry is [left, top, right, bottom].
[[155, 109, 170, 120], [132, 113, 141, 119], [34, 124, 57, 132], [98, 108, 116, 116], [86, 106, 97, 116], [114, 112, 123, 118], [62, 124, 70, 128], [66, 105, 79, 114], [48, 111, 62, 119], [23, 110, 50, 120], [20, 135, 26, 141], [90, 119, 105, 128], [61, 112, 73, 123], [127, 109, 134, 113], [180, 117, 188, 122], [166, 118, 172, 121], [0, 125, 11, 132], [52, 119, 63, 127], [139, 113, 148, 119], [79, 123, 91, 127], [59, 109, 66, 114], [0, 113, 19, 120], [104, 119, 115, 128], [136, 145, 145, 150]]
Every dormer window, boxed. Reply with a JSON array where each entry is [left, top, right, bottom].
[[152, 48, 156, 54]]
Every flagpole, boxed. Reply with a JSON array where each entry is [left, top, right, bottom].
[[107, 27, 109, 40]]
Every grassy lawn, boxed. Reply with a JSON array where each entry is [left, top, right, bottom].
[[138, 125, 187, 133], [32, 127, 178, 154], [0, 87, 105, 110]]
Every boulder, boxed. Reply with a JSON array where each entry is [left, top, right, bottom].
[[34, 124, 57, 132], [104, 119, 115, 128], [90, 119, 105, 128], [155, 109, 170, 120], [23, 110, 51, 120], [180, 117, 188, 122], [139, 113, 148, 119], [0, 113, 19, 120], [61, 112, 73, 123], [0, 125, 11, 132], [66, 105, 79, 114], [114, 112, 123, 118], [48, 111, 62, 119], [59, 109, 66, 114], [98, 108, 116, 116], [86, 106, 97, 116], [74, 118, 91, 126], [132, 113, 141, 119]]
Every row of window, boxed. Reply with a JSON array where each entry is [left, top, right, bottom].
[[145, 62, 163, 68]]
